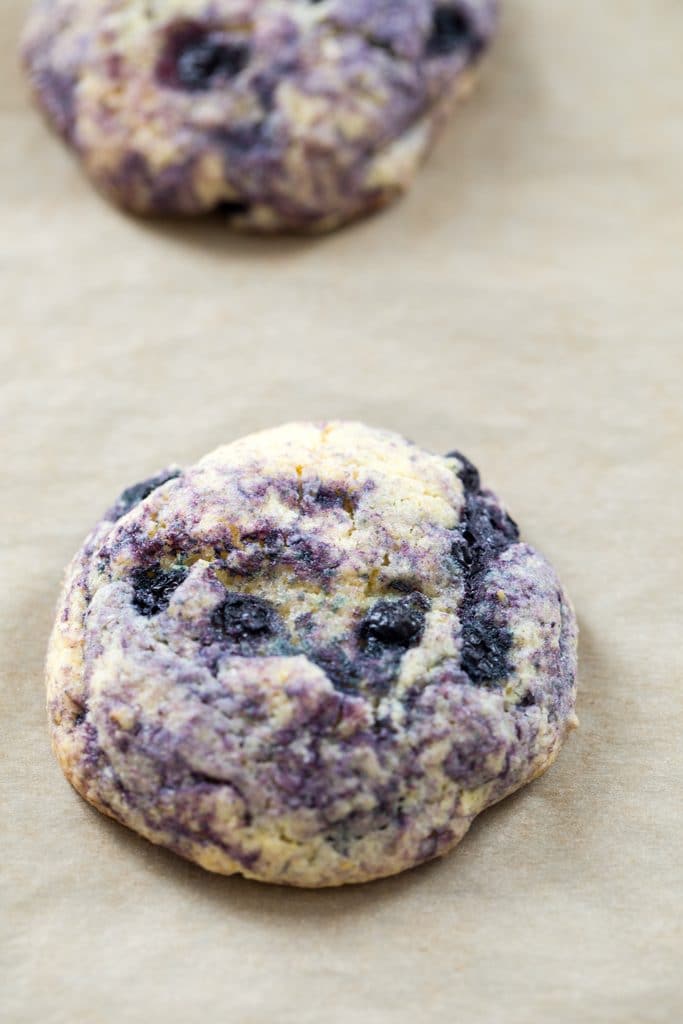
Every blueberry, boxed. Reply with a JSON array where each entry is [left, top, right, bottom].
[[178, 38, 249, 90], [426, 5, 483, 60], [111, 469, 181, 521], [452, 490, 519, 688], [158, 23, 250, 92], [453, 493, 519, 579], [450, 531, 474, 570], [213, 200, 251, 219], [132, 564, 187, 617], [464, 500, 518, 567], [460, 617, 512, 684], [210, 593, 280, 645], [446, 449, 481, 493], [359, 593, 429, 657]]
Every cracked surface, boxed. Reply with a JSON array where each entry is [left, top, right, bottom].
[[47, 422, 577, 886], [22, 0, 499, 232]]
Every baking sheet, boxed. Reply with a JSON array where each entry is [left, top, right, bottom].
[[2, 1, 682, 1022]]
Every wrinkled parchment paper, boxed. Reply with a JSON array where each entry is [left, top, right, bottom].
[[2, 2, 682, 1022]]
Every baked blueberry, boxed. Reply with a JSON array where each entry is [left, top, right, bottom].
[[460, 616, 512, 685], [210, 592, 281, 647], [447, 449, 481, 494], [110, 469, 181, 521], [455, 492, 520, 581], [427, 5, 485, 60], [131, 564, 187, 617], [157, 23, 250, 92], [359, 594, 428, 656]]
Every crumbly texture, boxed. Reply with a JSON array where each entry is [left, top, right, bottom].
[[47, 422, 578, 886], [22, 0, 499, 232]]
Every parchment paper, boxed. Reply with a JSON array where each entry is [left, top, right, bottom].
[[2, 2, 682, 1022]]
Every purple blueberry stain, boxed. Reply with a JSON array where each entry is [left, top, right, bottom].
[[443, 712, 505, 787], [215, 121, 269, 155], [417, 826, 455, 862], [35, 66, 77, 142], [312, 483, 357, 512], [308, 643, 361, 694]]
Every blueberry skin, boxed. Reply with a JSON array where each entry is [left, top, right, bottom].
[[450, 483, 520, 687], [176, 39, 250, 91], [460, 617, 513, 685], [359, 593, 429, 657], [132, 564, 187, 617], [446, 449, 481, 494], [110, 469, 181, 521], [451, 493, 519, 581], [210, 592, 281, 646], [157, 22, 250, 92], [426, 5, 485, 60]]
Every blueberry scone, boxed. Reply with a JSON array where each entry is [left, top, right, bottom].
[[47, 422, 577, 886], [22, 1, 499, 231]]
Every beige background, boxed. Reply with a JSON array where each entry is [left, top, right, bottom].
[[2, 1, 682, 1022]]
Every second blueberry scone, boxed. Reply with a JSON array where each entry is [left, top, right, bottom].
[[47, 422, 577, 886], [22, 1, 499, 231]]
